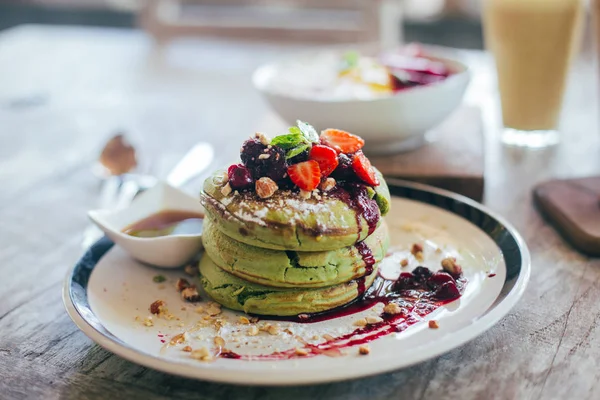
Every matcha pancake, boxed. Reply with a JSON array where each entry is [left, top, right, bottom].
[[199, 255, 379, 316], [202, 217, 389, 288], [200, 169, 391, 252]]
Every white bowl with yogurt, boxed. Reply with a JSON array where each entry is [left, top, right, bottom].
[[253, 49, 470, 154]]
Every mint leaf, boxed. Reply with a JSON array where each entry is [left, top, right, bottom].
[[286, 143, 310, 160], [288, 126, 303, 136], [271, 133, 307, 149], [296, 120, 319, 143]]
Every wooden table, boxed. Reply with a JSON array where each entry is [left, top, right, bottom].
[[1, 25, 599, 400]]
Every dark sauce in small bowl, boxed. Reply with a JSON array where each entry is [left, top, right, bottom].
[[122, 210, 204, 238]]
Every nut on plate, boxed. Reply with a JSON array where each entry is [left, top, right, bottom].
[[429, 320, 440, 329], [319, 177, 336, 192], [441, 257, 462, 275], [149, 300, 166, 315], [175, 278, 191, 292], [181, 286, 202, 302], [358, 345, 370, 355]]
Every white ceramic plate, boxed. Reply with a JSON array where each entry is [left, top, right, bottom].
[[64, 180, 530, 386]]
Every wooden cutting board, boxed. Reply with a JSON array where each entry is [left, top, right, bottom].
[[534, 177, 600, 256], [369, 106, 485, 201]]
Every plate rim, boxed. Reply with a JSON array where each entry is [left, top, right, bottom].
[[63, 179, 531, 386]]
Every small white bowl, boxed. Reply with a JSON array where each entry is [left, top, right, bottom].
[[252, 50, 470, 154], [88, 182, 204, 268]]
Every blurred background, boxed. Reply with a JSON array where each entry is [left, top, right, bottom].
[[0, 0, 485, 49]]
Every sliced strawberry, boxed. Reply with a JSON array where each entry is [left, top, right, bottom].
[[287, 160, 321, 192], [309, 145, 339, 177], [352, 151, 379, 186], [320, 129, 365, 154]]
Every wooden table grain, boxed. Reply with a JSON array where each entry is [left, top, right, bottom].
[[1, 25, 599, 400]]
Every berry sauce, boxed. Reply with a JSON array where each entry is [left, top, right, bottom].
[[218, 266, 466, 361], [329, 184, 380, 239]]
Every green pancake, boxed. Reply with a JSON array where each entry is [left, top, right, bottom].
[[202, 217, 389, 288], [199, 169, 391, 251], [199, 254, 379, 316]]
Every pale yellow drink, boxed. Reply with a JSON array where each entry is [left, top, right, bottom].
[[483, 0, 583, 134]]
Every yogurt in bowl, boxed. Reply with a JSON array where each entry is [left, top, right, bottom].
[[253, 47, 470, 154]]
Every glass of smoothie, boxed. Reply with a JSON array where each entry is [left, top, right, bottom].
[[483, 0, 584, 148]]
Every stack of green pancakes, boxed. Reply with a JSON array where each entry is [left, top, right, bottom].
[[198, 169, 392, 317]]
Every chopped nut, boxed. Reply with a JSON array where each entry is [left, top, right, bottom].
[[206, 304, 222, 316], [239, 316, 250, 324], [170, 333, 187, 345], [255, 132, 270, 145], [283, 328, 294, 335], [299, 189, 311, 199], [149, 300, 166, 315], [429, 320, 439, 329], [414, 252, 424, 262], [435, 248, 443, 254], [365, 316, 384, 325], [175, 278, 191, 292], [247, 326, 259, 336], [319, 177, 336, 192], [214, 336, 225, 347], [266, 324, 281, 335], [441, 257, 462, 275], [358, 345, 370, 355], [220, 182, 232, 196], [258, 153, 270, 160], [312, 335, 319, 340], [249, 317, 260, 323], [295, 347, 309, 356], [255, 177, 278, 199], [383, 303, 403, 315], [194, 305, 204, 314], [184, 264, 198, 276], [353, 318, 367, 327], [400, 258, 409, 267], [143, 316, 153, 327], [181, 286, 202, 302], [191, 347, 212, 361], [323, 334, 334, 341], [182, 346, 192, 352], [411, 243, 424, 256]]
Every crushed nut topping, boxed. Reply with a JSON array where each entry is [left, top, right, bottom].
[[323, 334, 334, 341], [258, 153, 270, 160], [262, 324, 281, 335], [255, 177, 278, 199], [206, 303, 222, 316], [353, 318, 367, 327], [411, 243, 424, 255], [191, 347, 212, 361], [247, 326, 259, 336], [358, 345, 370, 355], [182, 346, 192, 352], [365, 316, 383, 325], [400, 259, 409, 267], [383, 303, 403, 315], [175, 278, 191, 292], [181, 286, 202, 302], [194, 305, 204, 314], [239, 316, 250, 324], [299, 189, 311, 199], [143, 316, 153, 327], [295, 347, 309, 356], [214, 336, 225, 347], [170, 332, 188, 345], [441, 257, 463, 275], [149, 300, 166, 315], [220, 182, 232, 196], [255, 132, 270, 146], [319, 177, 336, 192], [429, 320, 439, 329]]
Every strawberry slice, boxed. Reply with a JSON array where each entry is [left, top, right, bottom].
[[352, 151, 380, 186], [287, 160, 321, 192], [320, 129, 365, 154], [309, 145, 339, 177]]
